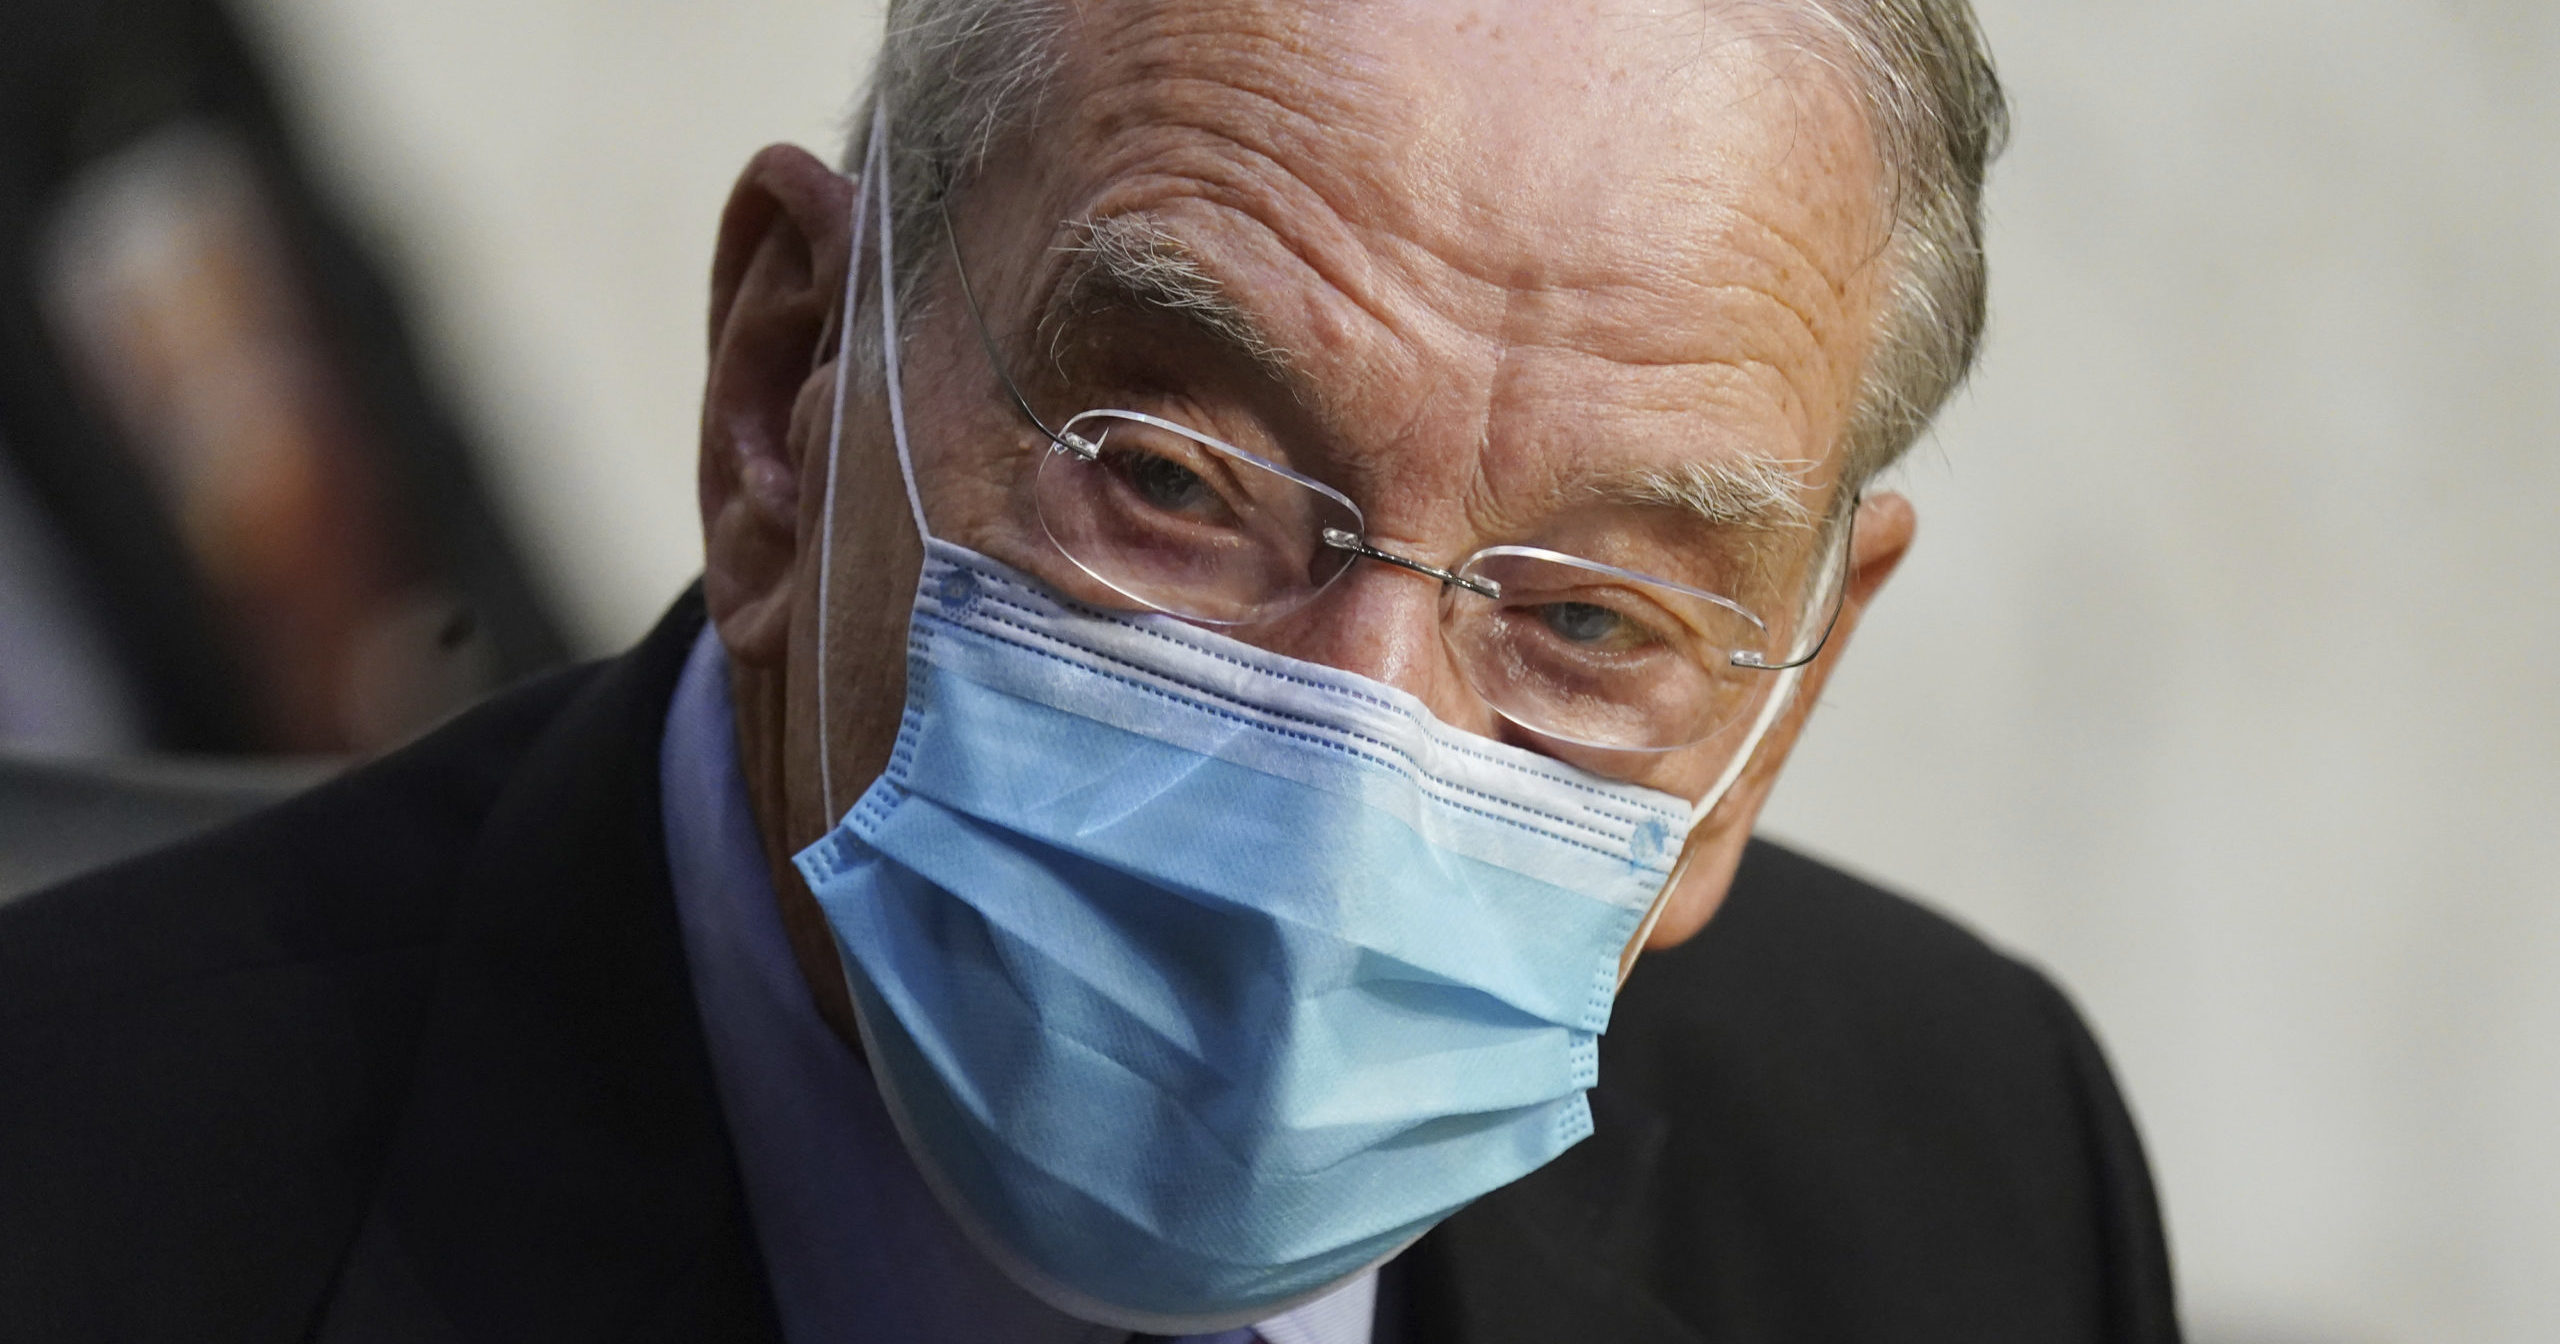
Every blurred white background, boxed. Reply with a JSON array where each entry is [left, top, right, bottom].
[[232, 1, 2557, 1339]]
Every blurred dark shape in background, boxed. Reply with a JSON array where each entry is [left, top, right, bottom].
[[0, 0, 568, 757], [0, 752, 319, 899]]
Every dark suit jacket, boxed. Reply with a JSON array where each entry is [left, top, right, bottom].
[[0, 591, 2181, 1343]]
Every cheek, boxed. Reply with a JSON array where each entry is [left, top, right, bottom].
[[1539, 686, 1774, 808], [912, 406, 1126, 605], [1640, 823, 1753, 952], [894, 337, 1043, 552]]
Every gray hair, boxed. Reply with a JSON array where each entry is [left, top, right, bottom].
[[844, 0, 2007, 496]]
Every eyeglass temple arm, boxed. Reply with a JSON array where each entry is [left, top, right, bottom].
[[1728, 498, 1861, 671], [938, 198, 1096, 457]]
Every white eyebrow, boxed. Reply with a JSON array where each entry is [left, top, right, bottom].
[[1593, 455, 1821, 532], [1049, 217, 1821, 540], [1045, 214, 1295, 377]]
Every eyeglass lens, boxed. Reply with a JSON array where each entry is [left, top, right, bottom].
[[1035, 411, 1362, 626], [1440, 549, 1772, 750], [1032, 409, 1841, 752]]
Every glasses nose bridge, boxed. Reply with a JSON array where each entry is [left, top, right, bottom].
[[1254, 544, 1493, 727], [1322, 529, 1500, 601]]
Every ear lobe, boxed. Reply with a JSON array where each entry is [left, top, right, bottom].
[[700, 144, 856, 665]]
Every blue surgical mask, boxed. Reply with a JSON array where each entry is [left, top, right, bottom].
[[792, 107, 1800, 1334]]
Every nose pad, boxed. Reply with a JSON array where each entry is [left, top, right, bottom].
[[1248, 560, 1497, 735]]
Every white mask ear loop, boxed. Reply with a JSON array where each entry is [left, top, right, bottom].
[[1615, 665, 1801, 987], [814, 109, 890, 825], [1616, 513, 1854, 984], [870, 112, 927, 545]]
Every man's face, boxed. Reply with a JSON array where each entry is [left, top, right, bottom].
[[890, 0, 1893, 806], [703, 0, 1914, 1010]]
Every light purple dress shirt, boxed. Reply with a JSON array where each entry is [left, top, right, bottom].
[[660, 625, 1380, 1344]]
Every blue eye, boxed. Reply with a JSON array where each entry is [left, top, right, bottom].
[[1119, 450, 1214, 512], [1538, 602, 1624, 645]]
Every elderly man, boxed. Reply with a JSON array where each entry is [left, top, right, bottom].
[[0, 1, 2178, 1340]]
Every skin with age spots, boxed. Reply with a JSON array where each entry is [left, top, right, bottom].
[[698, 0, 1919, 1044]]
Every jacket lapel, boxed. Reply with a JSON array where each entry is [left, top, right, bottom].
[[316, 591, 781, 1344], [1400, 1077, 1702, 1344]]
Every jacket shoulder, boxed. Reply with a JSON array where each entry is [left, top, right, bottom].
[[0, 662, 594, 1022], [1611, 837, 2107, 1075], [1593, 838, 2179, 1342], [0, 661, 600, 1339], [0, 589, 723, 1342]]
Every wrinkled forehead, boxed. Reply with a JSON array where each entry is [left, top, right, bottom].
[[1048, 0, 1887, 310]]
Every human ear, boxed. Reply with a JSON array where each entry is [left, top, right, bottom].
[[1636, 491, 1918, 953], [699, 144, 854, 666]]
